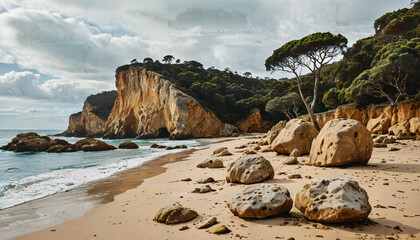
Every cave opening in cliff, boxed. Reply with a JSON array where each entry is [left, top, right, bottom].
[[157, 128, 170, 138]]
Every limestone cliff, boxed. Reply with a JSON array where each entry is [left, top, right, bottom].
[[103, 65, 227, 139], [64, 101, 107, 137], [301, 100, 420, 129], [63, 91, 117, 137]]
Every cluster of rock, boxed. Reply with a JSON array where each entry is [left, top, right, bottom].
[[0, 133, 116, 153], [300, 99, 420, 134], [150, 144, 188, 150]]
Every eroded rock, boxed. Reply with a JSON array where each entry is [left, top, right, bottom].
[[227, 184, 293, 219], [226, 155, 274, 184], [367, 116, 391, 134], [271, 119, 318, 155], [308, 119, 372, 167], [295, 179, 371, 223]]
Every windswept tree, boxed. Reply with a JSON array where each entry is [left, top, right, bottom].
[[265, 92, 301, 120], [265, 32, 347, 130], [243, 72, 252, 78], [143, 57, 153, 63], [162, 55, 175, 64]]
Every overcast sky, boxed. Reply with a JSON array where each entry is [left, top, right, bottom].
[[0, 0, 412, 130]]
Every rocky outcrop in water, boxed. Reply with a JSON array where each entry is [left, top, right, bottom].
[[1, 133, 115, 153]]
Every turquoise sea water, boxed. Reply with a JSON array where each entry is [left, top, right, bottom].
[[0, 129, 200, 209]]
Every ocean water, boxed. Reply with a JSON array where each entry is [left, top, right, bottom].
[[0, 129, 200, 210]]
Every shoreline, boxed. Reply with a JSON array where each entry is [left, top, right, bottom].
[[0, 139, 215, 240], [8, 136, 420, 240]]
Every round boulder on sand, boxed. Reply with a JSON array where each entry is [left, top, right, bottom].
[[295, 178, 371, 223], [226, 155, 274, 184], [154, 204, 198, 224], [308, 119, 373, 167], [271, 119, 318, 155], [227, 184, 293, 219]]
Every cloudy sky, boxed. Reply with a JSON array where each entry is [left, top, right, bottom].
[[0, 0, 412, 130]]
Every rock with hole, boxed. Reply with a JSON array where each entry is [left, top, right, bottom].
[[227, 184, 293, 219], [308, 119, 372, 167], [226, 155, 274, 184], [295, 178, 371, 223]]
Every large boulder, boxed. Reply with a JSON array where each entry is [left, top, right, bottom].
[[265, 121, 287, 145], [308, 119, 373, 167], [366, 116, 391, 134], [388, 120, 411, 139], [227, 184, 293, 219], [226, 155, 274, 184], [271, 119, 318, 155], [409, 117, 420, 135], [74, 138, 116, 152], [154, 204, 198, 224], [295, 179, 371, 223]]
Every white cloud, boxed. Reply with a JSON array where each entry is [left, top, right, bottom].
[[0, 71, 112, 102]]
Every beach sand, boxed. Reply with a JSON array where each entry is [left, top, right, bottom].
[[13, 136, 420, 240]]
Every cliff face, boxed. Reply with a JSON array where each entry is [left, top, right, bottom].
[[301, 100, 420, 129], [236, 108, 273, 133], [104, 66, 226, 139], [65, 101, 107, 137]]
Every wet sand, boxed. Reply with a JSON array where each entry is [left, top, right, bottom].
[[10, 136, 420, 240]]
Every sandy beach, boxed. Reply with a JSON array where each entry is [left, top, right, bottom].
[[12, 136, 420, 240]]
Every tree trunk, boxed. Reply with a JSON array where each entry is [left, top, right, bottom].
[[310, 70, 320, 112], [293, 72, 320, 131]]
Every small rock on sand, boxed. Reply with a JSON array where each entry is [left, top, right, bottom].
[[197, 217, 217, 229], [207, 224, 231, 234], [154, 204, 198, 224], [197, 177, 215, 183], [197, 158, 224, 168], [283, 157, 298, 165], [213, 147, 227, 155], [192, 185, 215, 193], [290, 148, 301, 157]]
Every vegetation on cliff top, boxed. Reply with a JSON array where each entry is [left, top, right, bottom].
[[86, 91, 118, 121]]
